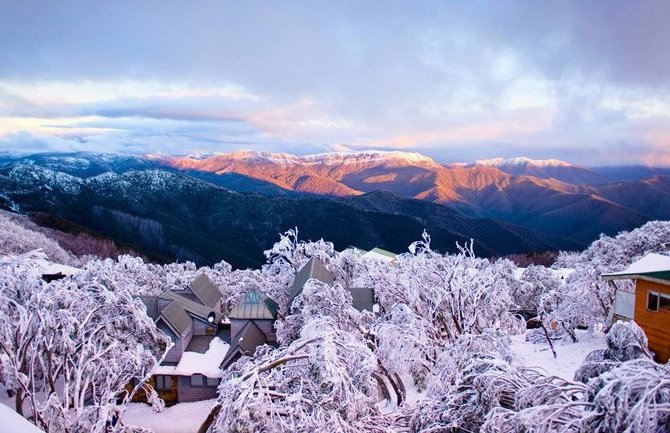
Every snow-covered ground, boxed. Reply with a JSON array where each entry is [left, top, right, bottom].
[[511, 329, 607, 380], [124, 399, 217, 433], [0, 402, 43, 433]]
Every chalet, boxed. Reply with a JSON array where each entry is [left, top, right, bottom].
[[221, 289, 279, 369], [220, 257, 334, 369], [137, 273, 228, 405], [602, 253, 670, 363], [140, 258, 380, 404]]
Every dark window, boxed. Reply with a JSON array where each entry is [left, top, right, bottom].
[[206, 377, 219, 387], [155, 375, 171, 391], [190, 374, 204, 387], [660, 294, 670, 312], [648, 291, 660, 311]]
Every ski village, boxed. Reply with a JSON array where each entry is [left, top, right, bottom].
[[1, 213, 670, 433]]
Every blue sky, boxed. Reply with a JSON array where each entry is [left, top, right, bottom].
[[0, 0, 669, 165]]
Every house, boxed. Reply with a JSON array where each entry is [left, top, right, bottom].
[[220, 257, 334, 369], [602, 253, 670, 363], [221, 288, 279, 369], [136, 273, 229, 405], [360, 247, 398, 264]]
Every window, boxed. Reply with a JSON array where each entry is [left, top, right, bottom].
[[245, 290, 260, 304], [661, 293, 670, 312], [647, 291, 659, 311], [190, 374, 204, 387], [154, 375, 171, 391], [647, 291, 670, 312], [206, 377, 219, 387]]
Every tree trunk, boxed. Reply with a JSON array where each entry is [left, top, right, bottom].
[[198, 404, 221, 433], [15, 388, 24, 416]]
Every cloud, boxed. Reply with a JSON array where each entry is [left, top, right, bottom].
[[0, 1, 668, 165]]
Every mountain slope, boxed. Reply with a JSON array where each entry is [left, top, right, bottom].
[[0, 162, 566, 268], [154, 151, 661, 244], [470, 157, 603, 184]]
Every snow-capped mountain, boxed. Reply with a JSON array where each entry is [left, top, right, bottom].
[[2, 151, 669, 258], [470, 157, 603, 184], [474, 156, 574, 168]]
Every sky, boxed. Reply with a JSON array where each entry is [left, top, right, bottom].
[[0, 1, 669, 166]]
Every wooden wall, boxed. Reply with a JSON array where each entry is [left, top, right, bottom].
[[634, 280, 670, 362], [192, 317, 217, 336], [177, 376, 219, 402], [254, 319, 276, 343]]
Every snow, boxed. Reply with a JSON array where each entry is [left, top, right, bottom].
[[38, 260, 80, 276], [0, 253, 79, 276], [124, 399, 216, 433], [0, 403, 44, 433], [604, 252, 670, 276], [170, 338, 229, 378], [361, 249, 397, 263], [202, 150, 437, 166], [474, 156, 574, 168], [510, 330, 607, 380], [513, 267, 574, 282]]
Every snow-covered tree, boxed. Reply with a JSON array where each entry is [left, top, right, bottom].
[[573, 320, 652, 383], [552, 221, 670, 330], [0, 252, 170, 432], [211, 317, 383, 433], [0, 213, 74, 264]]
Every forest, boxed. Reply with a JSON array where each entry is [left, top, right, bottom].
[[1, 215, 669, 432]]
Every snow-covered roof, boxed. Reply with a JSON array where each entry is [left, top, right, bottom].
[[361, 247, 397, 263], [39, 261, 79, 276], [603, 253, 670, 277], [155, 337, 229, 378], [0, 253, 80, 276], [0, 403, 44, 433]]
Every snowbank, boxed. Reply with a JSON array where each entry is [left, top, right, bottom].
[[124, 399, 216, 433], [0, 402, 44, 433], [511, 330, 607, 380]]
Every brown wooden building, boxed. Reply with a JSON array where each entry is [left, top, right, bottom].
[[603, 253, 670, 363]]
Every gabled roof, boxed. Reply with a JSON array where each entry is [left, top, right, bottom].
[[220, 320, 267, 369], [137, 295, 161, 320], [228, 289, 278, 320], [189, 273, 222, 309], [602, 253, 670, 285], [288, 257, 334, 304], [160, 290, 223, 324], [158, 300, 193, 337], [346, 287, 377, 312]]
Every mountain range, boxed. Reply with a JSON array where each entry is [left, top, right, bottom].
[[151, 151, 670, 244], [0, 151, 668, 268]]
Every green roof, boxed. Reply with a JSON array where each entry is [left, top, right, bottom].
[[640, 271, 670, 283]]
